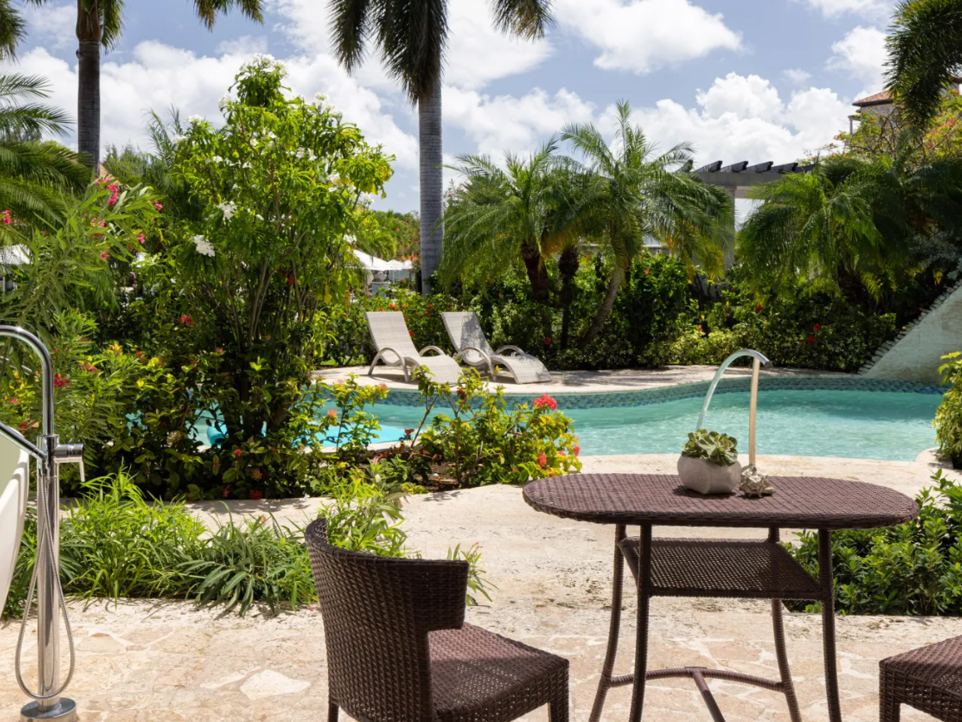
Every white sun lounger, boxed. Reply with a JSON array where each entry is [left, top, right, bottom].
[[442, 311, 552, 384], [365, 311, 462, 384]]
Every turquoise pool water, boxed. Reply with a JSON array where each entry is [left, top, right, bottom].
[[348, 388, 942, 461]]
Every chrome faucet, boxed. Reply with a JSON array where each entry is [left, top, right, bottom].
[[696, 349, 771, 468], [0, 326, 81, 722]]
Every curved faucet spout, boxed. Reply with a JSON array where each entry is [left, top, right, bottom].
[[696, 349, 771, 468]]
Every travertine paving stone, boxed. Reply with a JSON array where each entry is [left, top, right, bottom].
[[1, 452, 956, 721]]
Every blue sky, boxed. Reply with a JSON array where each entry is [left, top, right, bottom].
[[4, 0, 895, 212]]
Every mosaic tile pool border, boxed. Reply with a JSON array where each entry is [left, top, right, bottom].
[[376, 376, 944, 410]]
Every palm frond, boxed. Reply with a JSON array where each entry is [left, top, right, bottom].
[[491, 0, 552, 39]]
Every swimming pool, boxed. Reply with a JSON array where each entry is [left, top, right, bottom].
[[342, 378, 943, 461]]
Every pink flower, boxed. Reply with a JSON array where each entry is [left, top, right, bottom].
[[0, 210, 11, 225], [8, 397, 17, 405], [154, 202, 163, 211], [53, 373, 70, 388], [107, 184, 119, 206], [179, 314, 193, 325], [233, 449, 242, 458], [137, 232, 145, 244], [248, 490, 264, 501], [533, 394, 558, 411], [215, 347, 224, 354], [99, 249, 109, 261], [537, 452, 547, 468], [222, 485, 231, 498]]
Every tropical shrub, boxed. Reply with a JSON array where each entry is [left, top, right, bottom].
[[788, 470, 962, 616], [3, 469, 488, 619], [935, 352, 962, 468], [671, 281, 897, 372], [416, 369, 582, 486]]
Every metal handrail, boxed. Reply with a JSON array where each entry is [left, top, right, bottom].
[[696, 349, 771, 468]]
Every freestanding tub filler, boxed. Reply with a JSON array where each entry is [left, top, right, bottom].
[[0, 326, 83, 722]]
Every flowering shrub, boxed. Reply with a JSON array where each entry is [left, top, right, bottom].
[[416, 369, 581, 487], [935, 352, 962, 468]]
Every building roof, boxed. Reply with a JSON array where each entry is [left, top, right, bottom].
[[852, 90, 893, 108]]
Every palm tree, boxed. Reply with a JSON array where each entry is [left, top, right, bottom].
[[737, 150, 962, 303], [0, 73, 88, 232], [562, 101, 732, 347], [328, 0, 553, 295], [2, 1, 264, 173], [887, 0, 962, 128], [442, 141, 561, 301]]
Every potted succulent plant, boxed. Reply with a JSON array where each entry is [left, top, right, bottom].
[[678, 429, 742, 495]]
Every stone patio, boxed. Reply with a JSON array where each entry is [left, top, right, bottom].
[[1, 453, 955, 722]]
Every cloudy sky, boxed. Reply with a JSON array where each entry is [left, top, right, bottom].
[[3, 0, 896, 212]]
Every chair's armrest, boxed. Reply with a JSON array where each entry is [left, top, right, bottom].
[[454, 347, 494, 376], [496, 345, 524, 356], [419, 345, 446, 357]]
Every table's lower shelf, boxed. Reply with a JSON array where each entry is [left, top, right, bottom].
[[619, 538, 822, 600]]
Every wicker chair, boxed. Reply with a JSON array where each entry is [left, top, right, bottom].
[[305, 519, 570, 722], [880, 635, 962, 721]]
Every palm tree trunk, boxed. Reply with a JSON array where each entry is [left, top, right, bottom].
[[418, 79, 443, 295], [76, 1, 101, 172], [520, 240, 550, 304], [578, 263, 625, 348], [558, 246, 579, 349]]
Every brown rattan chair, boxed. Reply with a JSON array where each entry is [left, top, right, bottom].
[[305, 519, 569, 722], [880, 635, 962, 722]]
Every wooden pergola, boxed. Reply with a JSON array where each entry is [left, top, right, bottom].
[[692, 160, 813, 199]]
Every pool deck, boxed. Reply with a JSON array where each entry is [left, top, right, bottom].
[[2, 452, 956, 722], [315, 364, 843, 396]]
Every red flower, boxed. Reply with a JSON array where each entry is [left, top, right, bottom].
[[389, 302, 396, 309], [213, 459, 221, 469], [424, 311, 430, 317], [233, 448, 243, 458], [8, 397, 17, 405], [327, 409, 338, 419], [154, 202, 163, 211], [573, 444, 581, 457], [179, 314, 193, 325], [533, 394, 558, 411], [754, 305, 762, 313], [53, 373, 70, 388], [248, 490, 264, 501], [644, 268, 650, 276], [537, 452, 547, 468], [814, 323, 821, 331], [222, 486, 231, 498], [806, 336, 816, 344], [543, 336, 552, 345], [409, 331, 414, 337]]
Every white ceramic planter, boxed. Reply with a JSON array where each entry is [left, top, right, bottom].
[[677, 455, 742, 495]]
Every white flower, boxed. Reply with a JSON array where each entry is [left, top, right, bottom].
[[216, 201, 237, 220], [211, 155, 223, 164], [191, 234, 215, 257], [218, 94, 231, 111], [187, 115, 204, 125], [172, 134, 187, 144], [266, 131, 276, 140]]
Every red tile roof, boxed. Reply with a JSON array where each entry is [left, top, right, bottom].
[[853, 90, 893, 107]]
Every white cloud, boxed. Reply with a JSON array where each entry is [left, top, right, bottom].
[[267, 0, 552, 91], [21, 2, 75, 50], [553, 0, 741, 74], [627, 73, 851, 165], [799, 0, 894, 20], [216, 35, 269, 56], [783, 68, 812, 85], [3, 42, 419, 170], [445, 86, 595, 158], [827, 25, 888, 94]]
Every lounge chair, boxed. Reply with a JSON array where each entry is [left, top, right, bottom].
[[442, 311, 552, 384], [305, 518, 570, 722], [365, 311, 462, 384]]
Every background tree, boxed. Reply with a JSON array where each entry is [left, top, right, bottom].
[[4, 0, 265, 173], [0, 73, 88, 234], [737, 151, 962, 303], [563, 101, 732, 347], [887, 0, 962, 128], [328, 0, 552, 295]]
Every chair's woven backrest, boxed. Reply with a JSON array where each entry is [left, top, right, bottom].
[[366, 312, 420, 364], [442, 312, 495, 365], [305, 519, 469, 722]]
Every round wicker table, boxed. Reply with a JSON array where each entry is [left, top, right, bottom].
[[523, 473, 919, 722]]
